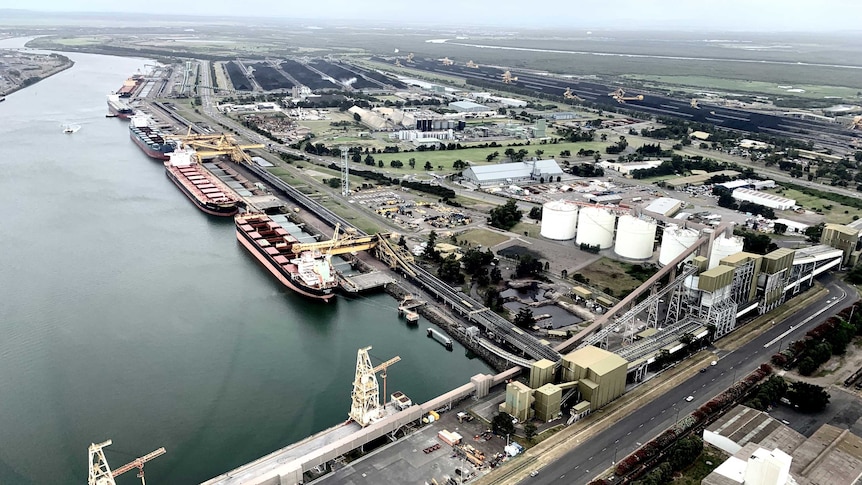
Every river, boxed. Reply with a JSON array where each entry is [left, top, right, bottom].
[[0, 38, 492, 484]]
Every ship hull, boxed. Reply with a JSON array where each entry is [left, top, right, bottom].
[[108, 102, 134, 119], [165, 167, 238, 217], [235, 228, 335, 302], [129, 130, 173, 160]]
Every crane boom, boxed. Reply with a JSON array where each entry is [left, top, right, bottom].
[[373, 356, 401, 373], [112, 448, 167, 477]]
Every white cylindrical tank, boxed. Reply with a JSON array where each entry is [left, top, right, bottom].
[[540, 200, 578, 240], [658, 225, 700, 266], [575, 207, 616, 249], [709, 235, 745, 268], [614, 215, 657, 259]]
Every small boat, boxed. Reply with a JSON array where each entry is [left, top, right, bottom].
[[63, 124, 80, 134]]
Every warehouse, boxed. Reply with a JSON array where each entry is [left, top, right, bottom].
[[731, 188, 796, 210], [644, 197, 683, 217], [448, 100, 492, 113], [599, 160, 663, 176], [462, 160, 564, 185]]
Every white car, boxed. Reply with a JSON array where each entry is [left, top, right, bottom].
[[530, 470, 539, 477], [685, 396, 694, 402]]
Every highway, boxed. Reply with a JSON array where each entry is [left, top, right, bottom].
[[521, 275, 858, 485]]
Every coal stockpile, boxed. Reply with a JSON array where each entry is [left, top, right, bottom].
[[407, 59, 855, 146], [308, 60, 377, 89], [342, 64, 407, 89], [279, 60, 339, 91], [225, 61, 253, 91], [249, 63, 294, 91]]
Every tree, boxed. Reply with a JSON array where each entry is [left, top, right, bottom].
[[514, 307, 535, 328], [600, 133, 607, 142], [489, 266, 503, 284], [534, 149, 544, 158], [423, 160, 433, 171], [462, 248, 494, 276], [787, 381, 830, 413], [491, 412, 516, 436], [423, 231, 440, 261], [326, 178, 340, 188], [773, 222, 787, 235], [848, 263, 862, 285], [408, 158, 416, 169], [488, 200, 523, 230], [438, 254, 464, 283], [524, 422, 538, 442], [486, 151, 499, 162], [453, 159, 467, 170], [528, 206, 542, 220], [515, 255, 543, 278]]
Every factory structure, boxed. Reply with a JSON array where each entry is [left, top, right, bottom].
[[501, 345, 628, 423]]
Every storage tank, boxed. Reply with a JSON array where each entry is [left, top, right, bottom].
[[708, 234, 745, 269], [658, 225, 700, 266], [575, 207, 616, 249], [540, 200, 578, 240], [614, 215, 657, 259]]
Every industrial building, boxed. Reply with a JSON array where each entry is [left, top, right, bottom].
[[820, 223, 861, 266], [462, 160, 563, 186], [599, 160, 663, 176], [448, 100, 492, 113], [501, 346, 627, 424], [719, 179, 776, 191], [703, 405, 862, 485], [644, 197, 683, 217], [662, 170, 740, 189], [731, 188, 796, 210]]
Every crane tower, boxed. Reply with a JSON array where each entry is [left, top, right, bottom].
[[349, 346, 400, 427], [88, 440, 166, 485]]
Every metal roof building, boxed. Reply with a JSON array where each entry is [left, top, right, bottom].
[[462, 160, 564, 185], [448, 101, 492, 113], [644, 197, 683, 216], [731, 188, 796, 210]]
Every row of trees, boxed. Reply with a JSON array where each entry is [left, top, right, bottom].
[[713, 186, 777, 219], [772, 302, 862, 377]]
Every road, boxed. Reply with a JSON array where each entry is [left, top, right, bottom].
[[522, 275, 858, 485]]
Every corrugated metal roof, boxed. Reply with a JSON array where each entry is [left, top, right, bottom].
[[463, 160, 563, 182], [644, 197, 682, 215], [564, 345, 627, 376]]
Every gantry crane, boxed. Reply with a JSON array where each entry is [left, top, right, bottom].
[[465, 60, 479, 69], [563, 87, 584, 102], [289, 223, 382, 255], [501, 70, 518, 84], [608, 88, 644, 104], [406, 52, 415, 62], [440, 57, 454, 66], [88, 440, 166, 485], [394, 59, 403, 67], [349, 346, 401, 427], [848, 115, 862, 130], [167, 132, 264, 165], [690, 98, 700, 109]]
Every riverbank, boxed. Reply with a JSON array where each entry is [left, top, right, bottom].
[[0, 50, 73, 96]]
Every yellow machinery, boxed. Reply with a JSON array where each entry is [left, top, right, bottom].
[[690, 98, 700, 109], [563, 87, 584, 102], [406, 52, 415, 62], [849, 115, 862, 130], [289, 223, 380, 256], [394, 59, 403, 67], [440, 57, 454, 66], [466, 60, 479, 68], [501, 70, 518, 84], [608, 88, 644, 104], [168, 131, 264, 164]]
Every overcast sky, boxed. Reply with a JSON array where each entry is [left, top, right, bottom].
[[5, 0, 862, 31]]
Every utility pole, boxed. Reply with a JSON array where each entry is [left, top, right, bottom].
[[341, 148, 349, 197]]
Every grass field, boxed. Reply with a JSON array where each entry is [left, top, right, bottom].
[[510, 221, 540, 238], [624, 74, 861, 100], [457, 228, 510, 248], [579, 258, 647, 298], [367, 141, 611, 175], [318, 198, 381, 235], [767, 187, 858, 224], [672, 445, 727, 485]]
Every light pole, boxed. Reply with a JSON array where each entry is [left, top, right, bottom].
[[612, 446, 618, 465]]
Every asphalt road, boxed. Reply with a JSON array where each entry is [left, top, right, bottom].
[[522, 275, 858, 485]]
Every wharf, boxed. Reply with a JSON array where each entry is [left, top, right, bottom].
[[200, 421, 361, 485], [340, 271, 393, 292]]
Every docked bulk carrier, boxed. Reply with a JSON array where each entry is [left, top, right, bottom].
[[164, 147, 240, 217], [106, 94, 134, 119], [235, 212, 338, 301], [129, 115, 177, 160]]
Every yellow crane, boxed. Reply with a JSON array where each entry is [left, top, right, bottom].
[[563, 87, 584, 101], [466, 60, 479, 68], [501, 70, 518, 84], [690, 98, 700, 109], [289, 223, 383, 255], [406, 52, 415, 62], [394, 59, 403, 67], [168, 132, 264, 164], [608, 88, 644, 104], [440, 57, 454, 66], [848, 115, 862, 130]]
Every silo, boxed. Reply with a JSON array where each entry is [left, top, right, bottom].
[[614, 215, 657, 259], [658, 225, 700, 266], [540, 200, 578, 240], [708, 235, 745, 269], [575, 207, 616, 249]]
